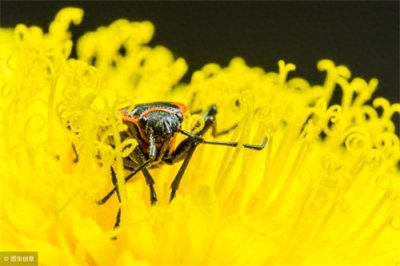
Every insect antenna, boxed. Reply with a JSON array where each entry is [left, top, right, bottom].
[[202, 137, 267, 150], [179, 129, 267, 151]]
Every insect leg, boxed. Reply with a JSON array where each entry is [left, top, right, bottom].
[[111, 167, 122, 229], [132, 148, 158, 204], [199, 104, 238, 137], [170, 141, 197, 201], [186, 104, 268, 150], [97, 157, 153, 205], [111, 155, 138, 233]]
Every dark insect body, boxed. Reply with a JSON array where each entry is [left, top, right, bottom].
[[97, 102, 267, 232]]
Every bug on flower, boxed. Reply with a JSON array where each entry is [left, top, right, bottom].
[[97, 102, 267, 230]]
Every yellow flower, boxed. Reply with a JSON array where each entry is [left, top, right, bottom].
[[1, 7, 399, 266]]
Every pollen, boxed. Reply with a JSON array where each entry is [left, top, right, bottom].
[[0, 7, 399, 266]]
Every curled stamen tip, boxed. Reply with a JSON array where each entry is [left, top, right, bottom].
[[278, 60, 296, 72], [321, 155, 343, 173]]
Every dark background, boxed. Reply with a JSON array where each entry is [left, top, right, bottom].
[[1, 1, 399, 127]]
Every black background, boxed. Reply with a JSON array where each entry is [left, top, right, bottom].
[[1, 1, 399, 126]]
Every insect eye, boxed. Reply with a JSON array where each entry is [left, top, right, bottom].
[[139, 117, 147, 128], [175, 112, 184, 122]]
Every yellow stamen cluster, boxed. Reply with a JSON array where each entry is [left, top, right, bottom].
[[0, 8, 399, 266]]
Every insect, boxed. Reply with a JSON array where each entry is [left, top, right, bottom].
[[97, 102, 267, 230]]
